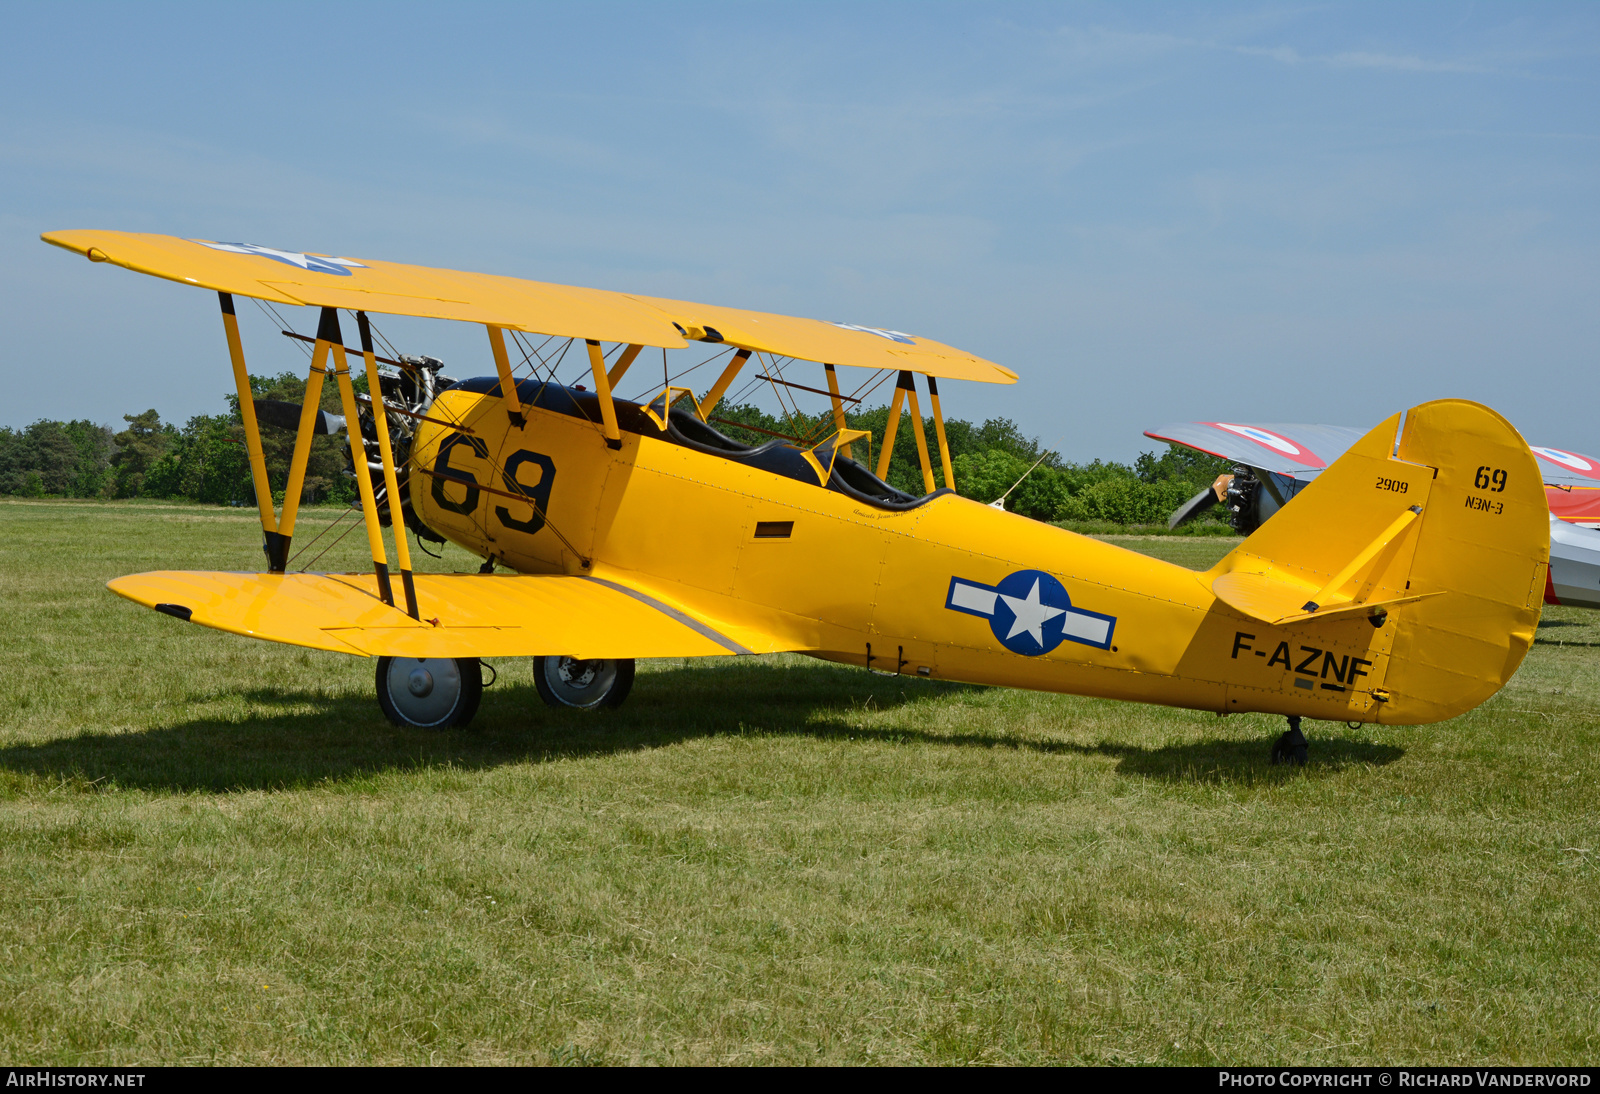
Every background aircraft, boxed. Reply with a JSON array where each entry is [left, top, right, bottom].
[[1148, 421, 1600, 611]]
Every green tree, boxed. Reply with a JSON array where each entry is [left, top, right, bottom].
[[52, 420, 116, 496], [111, 410, 170, 497], [0, 419, 115, 497], [950, 448, 1030, 506], [0, 415, 148, 498], [1135, 443, 1231, 486], [0, 428, 20, 495], [140, 415, 257, 504]]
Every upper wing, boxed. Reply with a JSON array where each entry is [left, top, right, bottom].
[[43, 230, 688, 348], [624, 293, 1017, 384], [1143, 422, 1366, 479], [41, 230, 1015, 384], [108, 570, 803, 659], [1530, 446, 1600, 489], [1547, 485, 1600, 527]]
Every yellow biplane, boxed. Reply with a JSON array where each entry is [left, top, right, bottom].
[[43, 230, 1550, 763]]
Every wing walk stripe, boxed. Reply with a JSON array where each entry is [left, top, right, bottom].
[[578, 577, 753, 655]]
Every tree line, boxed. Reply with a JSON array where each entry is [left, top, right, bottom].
[[1, 376, 1229, 527], [0, 372, 363, 506], [711, 401, 1230, 527]]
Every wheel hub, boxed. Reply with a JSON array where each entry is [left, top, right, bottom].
[[408, 668, 434, 697], [540, 656, 620, 708], [558, 659, 599, 689], [384, 657, 462, 726]]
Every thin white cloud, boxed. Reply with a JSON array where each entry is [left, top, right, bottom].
[[1044, 25, 1512, 78], [1232, 43, 1507, 76], [1326, 50, 1491, 74]]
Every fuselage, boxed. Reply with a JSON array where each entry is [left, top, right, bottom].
[[407, 379, 1404, 724]]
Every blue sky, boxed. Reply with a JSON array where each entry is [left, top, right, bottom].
[[4, 2, 1596, 461]]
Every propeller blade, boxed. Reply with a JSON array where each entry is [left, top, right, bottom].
[[252, 399, 345, 435], [1168, 484, 1221, 530]]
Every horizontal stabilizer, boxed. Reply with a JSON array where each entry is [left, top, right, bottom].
[[1211, 570, 1438, 626], [109, 570, 801, 659]]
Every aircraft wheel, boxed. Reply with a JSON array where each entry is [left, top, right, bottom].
[[534, 656, 635, 711], [376, 656, 483, 729], [1270, 716, 1308, 766]]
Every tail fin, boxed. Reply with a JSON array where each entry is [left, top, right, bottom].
[[1209, 400, 1549, 724]]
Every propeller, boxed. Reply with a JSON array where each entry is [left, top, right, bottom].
[[252, 398, 346, 436], [1167, 474, 1232, 530]]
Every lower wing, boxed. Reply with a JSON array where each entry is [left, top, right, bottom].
[[108, 570, 799, 659]]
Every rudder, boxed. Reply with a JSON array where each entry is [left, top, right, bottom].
[[1209, 400, 1548, 724], [1383, 400, 1548, 722]]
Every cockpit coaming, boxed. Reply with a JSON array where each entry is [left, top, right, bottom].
[[408, 374, 958, 586]]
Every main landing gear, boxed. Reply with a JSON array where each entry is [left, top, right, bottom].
[[534, 656, 635, 711], [374, 654, 637, 726], [1270, 715, 1309, 766], [376, 656, 483, 729]]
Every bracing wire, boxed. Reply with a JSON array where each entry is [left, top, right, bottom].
[[724, 369, 766, 408], [757, 353, 804, 435], [299, 514, 364, 571], [544, 338, 575, 386], [509, 330, 563, 384], [252, 298, 312, 360], [992, 445, 1061, 508], [712, 358, 898, 451], [419, 461, 592, 566], [505, 329, 541, 382], [621, 344, 735, 404], [856, 367, 915, 471], [366, 318, 405, 364], [285, 509, 352, 567]]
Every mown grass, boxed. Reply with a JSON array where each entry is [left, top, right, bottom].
[[0, 498, 1595, 1065]]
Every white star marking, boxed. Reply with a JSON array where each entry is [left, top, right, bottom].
[[195, 240, 366, 272], [999, 578, 1066, 645]]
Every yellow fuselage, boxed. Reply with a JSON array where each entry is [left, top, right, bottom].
[[410, 381, 1406, 725]]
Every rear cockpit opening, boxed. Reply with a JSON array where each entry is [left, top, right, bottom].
[[655, 399, 934, 509]]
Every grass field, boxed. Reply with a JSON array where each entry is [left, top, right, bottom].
[[1, 498, 1596, 1065]]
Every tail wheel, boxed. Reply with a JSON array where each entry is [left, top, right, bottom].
[[1270, 717, 1309, 766], [534, 656, 635, 711], [376, 656, 483, 728]]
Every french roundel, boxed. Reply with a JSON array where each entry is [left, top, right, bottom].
[[1531, 447, 1600, 480], [1209, 423, 1324, 468]]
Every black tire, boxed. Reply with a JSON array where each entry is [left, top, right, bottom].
[[533, 656, 635, 711], [376, 656, 483, 728], [1270, 727, 1309, 766]]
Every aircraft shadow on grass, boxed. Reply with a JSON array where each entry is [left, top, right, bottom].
[[806, 723, 1404, 785], [0, 661, 1402, 793]]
